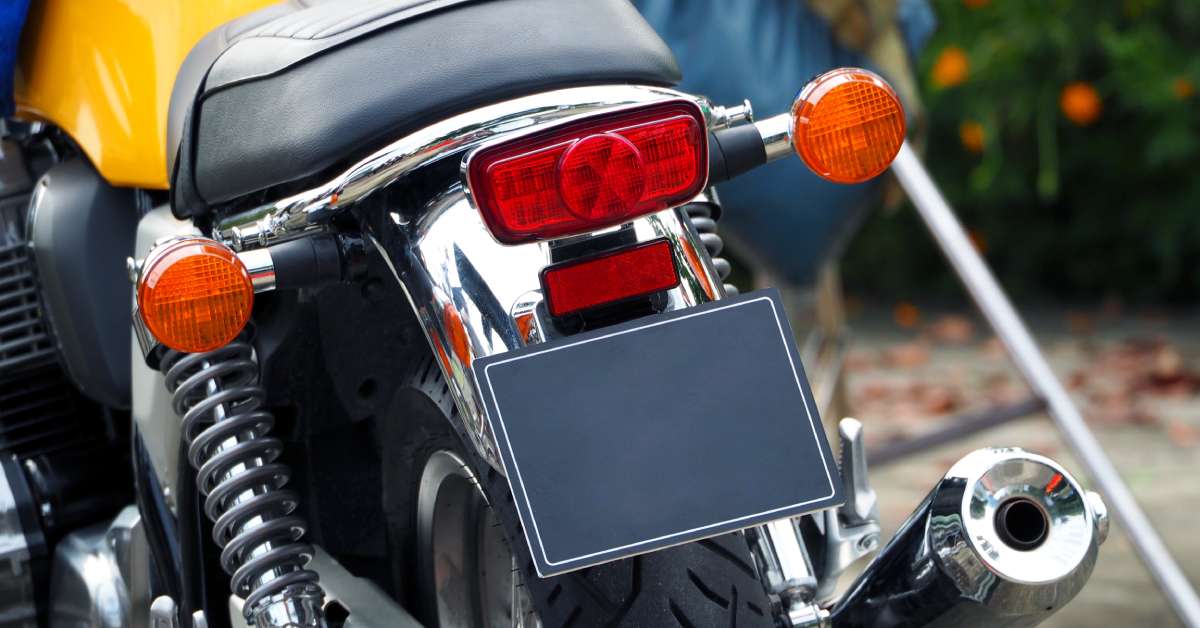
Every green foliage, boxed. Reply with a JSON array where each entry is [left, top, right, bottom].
[[845, 0, 1200, 302]]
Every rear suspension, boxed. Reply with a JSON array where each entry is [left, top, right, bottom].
[[161, 340, 326, 627], [682, 190, 737, 296]]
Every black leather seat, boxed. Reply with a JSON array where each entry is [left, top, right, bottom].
[[169, 0, 681, 217]]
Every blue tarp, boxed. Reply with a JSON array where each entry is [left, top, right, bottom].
[[634, 0, 933, 284], [1, 0, 31, 117]]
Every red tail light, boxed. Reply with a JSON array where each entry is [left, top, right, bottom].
[[541, 239, 679, 317], [466, 101, 708, 244]]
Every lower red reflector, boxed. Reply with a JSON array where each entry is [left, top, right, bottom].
[[541, 240, 679, 317]]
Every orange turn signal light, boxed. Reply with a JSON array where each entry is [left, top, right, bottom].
[[137, 238, 253, 354], [792, 68, 906, 184]]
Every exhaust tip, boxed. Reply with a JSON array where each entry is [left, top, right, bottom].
[[833, 448, 1106, 627], [995, 497, 1050, 551], [938, 448, 1104, 589]]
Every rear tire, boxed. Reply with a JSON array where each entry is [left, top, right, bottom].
[[381, 358, 778, 628]]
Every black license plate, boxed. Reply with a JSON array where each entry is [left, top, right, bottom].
[[472, 289, 843, 577]]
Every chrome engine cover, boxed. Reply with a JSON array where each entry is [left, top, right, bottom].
[[0, 457, 37, 627], [47, 506, 148, 628]]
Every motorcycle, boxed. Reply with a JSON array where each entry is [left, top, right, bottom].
[[2, 1, 1109, 626]]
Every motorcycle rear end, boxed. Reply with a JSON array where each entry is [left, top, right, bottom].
[[3, 1, 1108, 627]]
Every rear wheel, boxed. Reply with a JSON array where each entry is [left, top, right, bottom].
[[383, 359, 777, 628]]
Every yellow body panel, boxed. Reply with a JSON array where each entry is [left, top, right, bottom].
[[13, 0, 276, 189]]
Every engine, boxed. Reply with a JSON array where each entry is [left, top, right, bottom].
[[0, 129, 133, 625]]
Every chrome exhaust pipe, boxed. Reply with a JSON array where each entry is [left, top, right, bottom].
[[831, 448, 1108, 628]]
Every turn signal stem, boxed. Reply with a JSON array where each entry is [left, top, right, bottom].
[[246, 233, 367, 293], [708, 67, 907, 186], [132, 233, 366, 358], [707, 124, 768, 184]]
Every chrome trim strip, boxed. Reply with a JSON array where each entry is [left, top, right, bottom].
[[216, 85, 712, 251], [0, 458, 36, 626], [756, 113, 794, 163], [238, 248, 276, 292]]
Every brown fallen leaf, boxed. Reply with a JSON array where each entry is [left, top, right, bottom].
[[919, 385, 960, 414], [929, 314, 975, 344], [1065, 311, 1095, 336], [856, 382, 895, 401], [844, 349, 876, 372], [1153, 346, 1183, 378], [983, 373, 1024, 404], [890, 400, 928, 421], [893, 301, 921, 329], [1168, 421, 1199, 448], [1132, 411, 1160, 426], [980, 336, 1006, 358], [1087, 389, 1137, 425], [884, 341, 931, 368], [1095, 337, 1162, 374], [967, 228, 988, 253], [1133, 345, 1200, 396]]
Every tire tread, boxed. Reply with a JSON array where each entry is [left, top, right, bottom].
[[396, 356, 777, 628]]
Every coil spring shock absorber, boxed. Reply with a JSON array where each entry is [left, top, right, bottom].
[[683, 190, 737, 296], [161, 340, 325, 626]]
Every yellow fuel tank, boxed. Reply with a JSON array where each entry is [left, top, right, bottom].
[[13, 0, 275, 189]]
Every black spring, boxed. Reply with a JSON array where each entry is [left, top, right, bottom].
[[161, 340, 322, 617], [683, 202, 738, 296]]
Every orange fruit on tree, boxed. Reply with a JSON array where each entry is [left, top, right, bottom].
[[959, 121, 985, 153], [893, 301, 920, 329], [1060, 82, 1102, 126], [963, 0, 990, 8], [1173, 77, 1194, 100], [931, 47, 969, 89]]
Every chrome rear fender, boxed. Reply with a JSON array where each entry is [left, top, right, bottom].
[[363, 183, 725, 471]]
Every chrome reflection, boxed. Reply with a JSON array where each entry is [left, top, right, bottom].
[[0, 458, 37, 627], [831, 448, 1106, 628], [48, 506, 149, 628], [416, 450, 540, 628], [216, 85, 711, 251], [366, 181, 722, 470]]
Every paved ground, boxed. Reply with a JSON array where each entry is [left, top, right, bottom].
[[836, 304, 1200, 627]]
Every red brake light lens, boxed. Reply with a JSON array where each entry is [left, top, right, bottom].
[[541, 240, 679, 317], [467, 101, 708, 244]]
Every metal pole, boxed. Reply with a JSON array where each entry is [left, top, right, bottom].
[[890, 141, 1200, 628]]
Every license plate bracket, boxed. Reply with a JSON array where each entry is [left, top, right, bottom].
[[472, 289, 843, 577]]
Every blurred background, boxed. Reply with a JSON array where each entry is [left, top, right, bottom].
[[847, 0, 1200, 303], [819, 1, 1200, 626], [639, 0, 1200, 625]]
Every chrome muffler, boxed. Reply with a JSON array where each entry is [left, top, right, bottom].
[[831, 448, 1108, 628]]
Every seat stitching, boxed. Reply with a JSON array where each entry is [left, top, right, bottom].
[[310, 0, 437, 39], [239, 0, 320, 39], [278, 2, 362, 38], [261, 0, 392, 40], [237, 0, 479, 44]]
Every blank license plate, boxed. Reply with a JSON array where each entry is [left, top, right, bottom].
[[472, 289, 843, 577]]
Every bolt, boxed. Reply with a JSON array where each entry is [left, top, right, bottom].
[[858, 533, 879, 552], [126, 257, 142, 284]]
